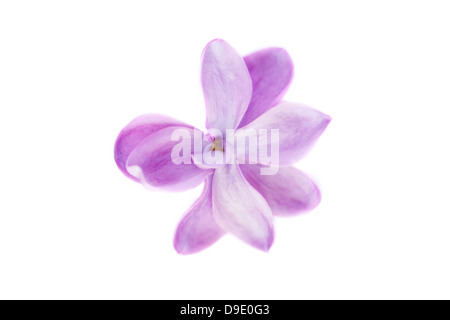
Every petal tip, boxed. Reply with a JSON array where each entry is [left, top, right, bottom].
[[260, 236, 274, 252], [313, 109, 332, 134], [300, 181, 322, 214], [173, 241, 191, 255], [203, 38, 228, 53], [173, 235, 219, 255], [269, 47, 294, 69], [173, 231, 197, 255], [322, 114, 332, 133], [114, 131, 139, 182], [208, 38, 226, 44], [249, 228, 274, 252]]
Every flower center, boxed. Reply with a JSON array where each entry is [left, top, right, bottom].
[[210, 137, 224, 152]]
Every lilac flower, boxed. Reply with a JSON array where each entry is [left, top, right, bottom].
[[114, 39, 331, 254]]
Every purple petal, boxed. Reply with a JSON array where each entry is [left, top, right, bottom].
[[235, 102, 331, 165], [192, 150, 227, 170], [240, 164, 321, 216], [114, 114, 190, 181], [174, 176, 226, 254], [212, 164, 274, 251], [201, 39, 252, 133], [126, 126, 212, 192], [238, 48, 294, 128]]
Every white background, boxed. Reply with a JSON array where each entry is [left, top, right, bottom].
[[1, 1, 449, 300]]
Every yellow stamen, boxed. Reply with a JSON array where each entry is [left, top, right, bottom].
[[210, 138, 224, 152]]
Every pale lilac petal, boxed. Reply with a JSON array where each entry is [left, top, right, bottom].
[[192, 151, 227, 170], [126, 126, 212, 192], [212, 164, 274, 251], [235, 102, 331, 165], [174, 176, 226, 254], [238, 48, 294, 128], [114, 114, 190, 181], [240, 164, 321, 216], [201, 39, 252, 132]]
